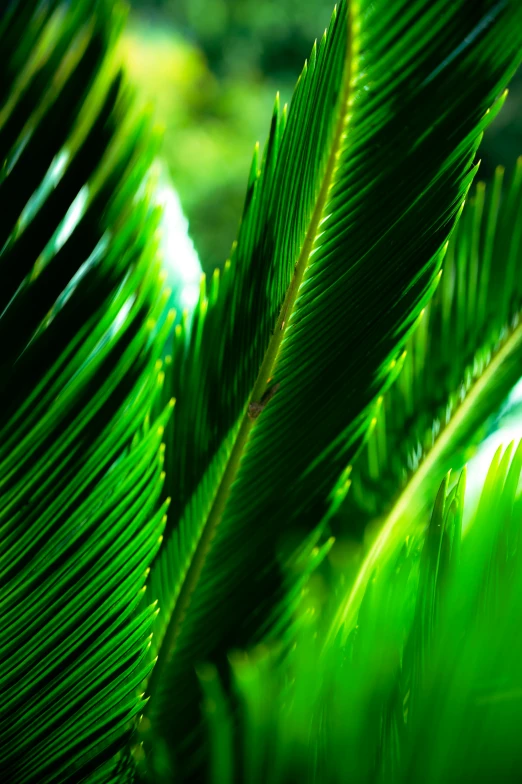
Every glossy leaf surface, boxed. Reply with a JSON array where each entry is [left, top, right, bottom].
[[145, 0, 522, 776], [0, 2, 170, 781]]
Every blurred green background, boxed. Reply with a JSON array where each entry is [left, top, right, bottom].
[[125, 0, 522, 274]]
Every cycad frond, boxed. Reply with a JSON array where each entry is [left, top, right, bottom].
[[203, 444, 522, 783], [143, 0, 522, 774], [0, 2, 169, 781], [331, 158, 522, 640]]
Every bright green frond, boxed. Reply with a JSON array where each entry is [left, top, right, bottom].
[[0, 2, 169, 781], [203, 443, 522, 783], [331, 157, 522, 640], [144, 0, 522, 775]]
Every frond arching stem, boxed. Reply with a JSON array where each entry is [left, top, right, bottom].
[[144, 6, 356, 711], [326, 316, 522, 647]]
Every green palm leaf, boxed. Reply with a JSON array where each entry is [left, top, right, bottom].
[[143, 0, 522, 775], [329, 157, 522, 642], [202, 443, 522, 782], [0, 2, 169, 781]]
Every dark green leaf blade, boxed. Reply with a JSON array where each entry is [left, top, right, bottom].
[[146, 0, 522, 776]]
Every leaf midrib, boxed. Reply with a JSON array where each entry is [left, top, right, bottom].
[[145, 12, 355, 701], [327, 317, 522, 646]]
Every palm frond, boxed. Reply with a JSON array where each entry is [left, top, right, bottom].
[[0, 2, 170, 781], [202, 443, 522, 782], [330, 157, 522, 641], [143, 0, 522, 775]]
